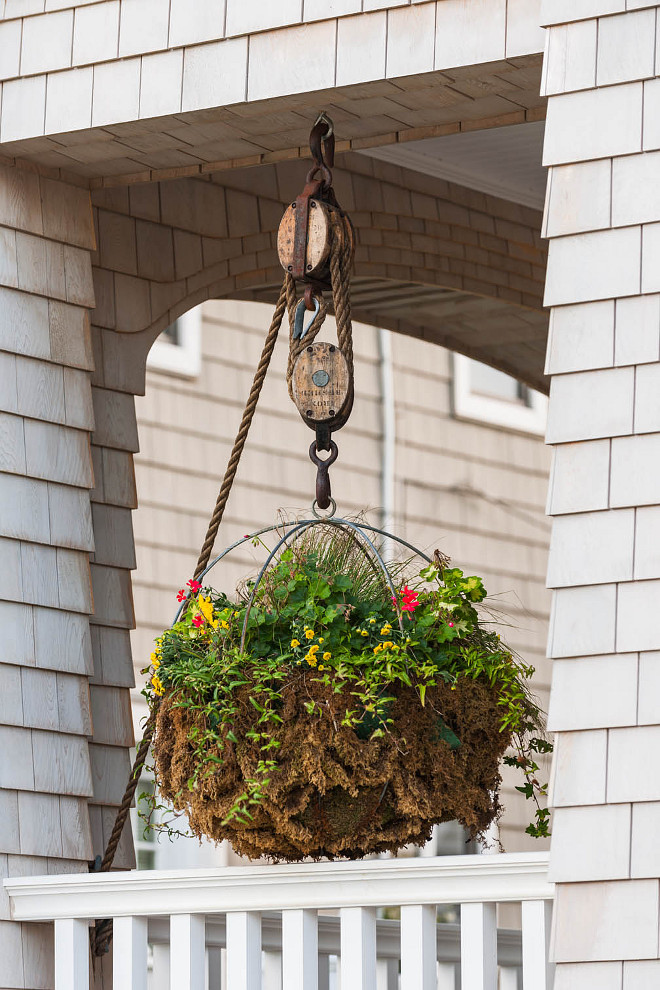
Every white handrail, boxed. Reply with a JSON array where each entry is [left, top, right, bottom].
[[5, 852, 552, 922], [4, 853, 554, 990]]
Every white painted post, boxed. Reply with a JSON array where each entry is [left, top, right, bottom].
[[437, 962, 457, 990], [401, 904, 437, 990], [113, 916, 148, 990], [521, 900, 553, 990], [151, 944, 170, 990], [263, 950, 282, 990], [460, 903, 497, 990], [54, 918, 89, 990], [226, 911, 262, 990], [282, 908, 318, 990], [170, 914, 206, 990], [340, 907, 377, 990], [376, 958, 398, 990]]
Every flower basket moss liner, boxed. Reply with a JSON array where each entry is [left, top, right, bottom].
[[153, 670, 511, 862]]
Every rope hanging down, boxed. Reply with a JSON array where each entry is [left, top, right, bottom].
[[91, 112, 354, 958]]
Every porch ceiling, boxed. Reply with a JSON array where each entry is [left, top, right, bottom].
[[0, 58, 545, 184]]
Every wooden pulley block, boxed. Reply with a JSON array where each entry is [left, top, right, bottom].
[[292, 341, 352, 431], [278, 198, 332, 282]]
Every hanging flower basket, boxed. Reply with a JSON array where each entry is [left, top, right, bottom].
[[147, 517, 548, 862]]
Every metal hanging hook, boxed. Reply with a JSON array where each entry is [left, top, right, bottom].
[[309, 439, 338, 509], [293, 295, 321, 341], [309, 111, 335, 170]]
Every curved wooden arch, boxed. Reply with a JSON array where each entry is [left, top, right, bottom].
[[90, 152, 547, 396]]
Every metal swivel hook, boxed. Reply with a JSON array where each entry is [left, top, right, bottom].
[[309, 439, 338, 510]]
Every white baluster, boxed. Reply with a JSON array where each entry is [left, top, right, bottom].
[[376, 958, 398, 990], [151, 943, 170, 990], [401, 904, 437, 990], [226, 911, 262, 990], [282, 908, 318, 990], [263, 950, 282, 990], [340, 907, 377, 990], [521, 900, 553, 990], [318, 954, 331, 990], [170, 914, 206, 990], [54, 918, 89, 990], [207, 947, 223, 990], [460, 902, 497, 990], [499, 967, 520, 990], [113, 916, 148, 990], [437, 962, 457, 990]]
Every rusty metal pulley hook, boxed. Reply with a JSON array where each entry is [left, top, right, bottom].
[[309, 439, 338, 510], [310, 111, 335, 169]]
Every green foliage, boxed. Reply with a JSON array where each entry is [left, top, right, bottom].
[[145, 528, 551, 838]]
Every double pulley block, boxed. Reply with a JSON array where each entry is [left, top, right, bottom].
[[277, 113, 355, 511]]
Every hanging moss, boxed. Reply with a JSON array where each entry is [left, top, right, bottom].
[[154, 671, 511, 861]]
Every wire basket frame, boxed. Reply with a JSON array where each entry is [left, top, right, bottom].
[[173, 515, 433, 642]]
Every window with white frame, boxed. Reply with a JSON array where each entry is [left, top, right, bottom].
[[146, 306, 202, 378], [452, 353, 547, 435]]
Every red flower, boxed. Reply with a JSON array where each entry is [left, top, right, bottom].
[[400, 585, 420, 613], [187, 580, 201, 592], [192, 614, 205, 628], [176, 589, 187, 602]]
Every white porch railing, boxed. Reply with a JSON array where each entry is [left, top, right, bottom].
[[4, 851, 553, 990]]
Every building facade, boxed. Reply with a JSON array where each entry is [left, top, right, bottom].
[[0, 0, 658, 986]]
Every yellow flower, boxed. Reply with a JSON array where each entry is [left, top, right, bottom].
[[305, 629, 315, 640], [309, 644, 319, 654], [318, 637, 324, 643], [198, 595, 215, 624], [323, 652, 332, 661], [360, 630, 368, 637], [291, 638, 300, 648], [373, 645, 382, 655], [308, 656, 318, 666], [380, 625, 391, 635], [220, 620, 230, 630], [369, 618, 376, 624], [383, 641, 394, 650], [151, 674, 164, 696], [319, 665, 326, 671]]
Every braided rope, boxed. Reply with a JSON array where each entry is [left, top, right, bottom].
[[193, 279, 290, 580], [91, 206, 355, 958], [91, 279, 290, 957]]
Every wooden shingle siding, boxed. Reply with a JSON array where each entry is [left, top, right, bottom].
[[542, 5, 660, 982], [0, 163, 140, 980], [90, 625, 135, 689]]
